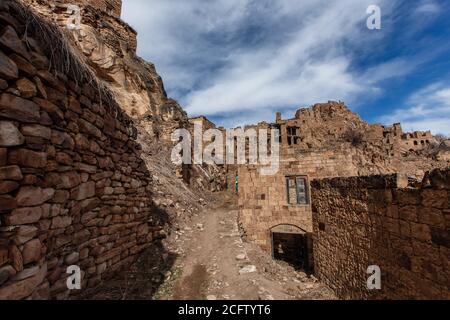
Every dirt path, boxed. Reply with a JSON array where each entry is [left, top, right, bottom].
[[158, 193, 336, 300]]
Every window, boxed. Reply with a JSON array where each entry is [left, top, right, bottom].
[[287, 126, 300, 146], [286, 176, 309, 205]]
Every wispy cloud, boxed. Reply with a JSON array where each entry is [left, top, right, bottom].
[[378, 82, 450, 135], [415, 0, 441, 14], [122, 0, 446, 127]]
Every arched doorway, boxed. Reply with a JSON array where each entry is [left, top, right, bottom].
[[270, 225, 309, 271]]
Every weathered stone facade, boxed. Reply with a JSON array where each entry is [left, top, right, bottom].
[[237, 102, 449, 298], [311, 169, 449, 300], [0, 1, 162, 299], [238, 149, 359, 270]]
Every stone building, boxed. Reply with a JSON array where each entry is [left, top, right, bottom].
[[237, 102, 449, 298]]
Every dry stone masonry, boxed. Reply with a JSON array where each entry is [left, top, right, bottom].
[[237, 103, 449, 299], [0, 0, 162, 299], [311, 169, 450, 300]]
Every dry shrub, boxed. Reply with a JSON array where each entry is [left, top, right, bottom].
[[342, 128, 365, 146]]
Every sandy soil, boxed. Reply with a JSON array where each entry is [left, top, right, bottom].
[[157, 193, 336, 300], [81, 192, 336, 300]]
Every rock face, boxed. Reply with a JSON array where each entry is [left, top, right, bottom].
[[0, 1, 159, 300], [21, 0, 184, 143], [20, 0, 225, 193]]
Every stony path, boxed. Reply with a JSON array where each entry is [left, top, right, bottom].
[[157, 195, 336, 300]]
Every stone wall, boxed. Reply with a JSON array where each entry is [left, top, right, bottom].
[[0, 2, 160, 299], [238, 148, 359, 270], [311, 169, 450, 300]]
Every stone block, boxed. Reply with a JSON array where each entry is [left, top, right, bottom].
[[22, 239, 42, 265], [8, 148, 47, 168], [410, 223, 432, 242], [0, 26, 29, 59], [0, 263, 47, 300], [0, 120, 24, 147], [16, 186, 54, 207], [6, 206, 42, 225], [0, 50, 18, 80], [15, 78, 36, 98], [0, 93, 40, 123]]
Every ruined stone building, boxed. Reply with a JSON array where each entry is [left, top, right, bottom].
[[237, 102, 450, 299], [0, 0, 448, 301]]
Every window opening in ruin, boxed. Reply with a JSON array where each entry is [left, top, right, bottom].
[[271, 225, 309, 271], [414, 141, 418, 146], [287, 126, 300, 146], [286, 176, 309, 205]]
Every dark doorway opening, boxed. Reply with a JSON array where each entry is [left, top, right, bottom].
[[271, 225, 310, 272]]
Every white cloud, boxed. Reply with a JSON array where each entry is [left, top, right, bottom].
[[415, 0, 441, 14], [122, 0, 434, 127], [378, 82, 450, 135]]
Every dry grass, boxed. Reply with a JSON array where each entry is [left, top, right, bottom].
[[9, 0, 115, 106]]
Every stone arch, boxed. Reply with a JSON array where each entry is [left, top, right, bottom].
[[270, 224, 310, 271]]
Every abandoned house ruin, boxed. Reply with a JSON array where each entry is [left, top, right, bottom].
[[237, 104, 449, 299]]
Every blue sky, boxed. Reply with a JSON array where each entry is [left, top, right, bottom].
[[122, 0, 450, 134]]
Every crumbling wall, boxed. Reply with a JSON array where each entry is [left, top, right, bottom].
[[311, 169, 450, 300], [238, 149, 358, 253], [0, 1, 161, 299]]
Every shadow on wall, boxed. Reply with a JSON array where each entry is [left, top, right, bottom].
[[79, 204, 177, 300]]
